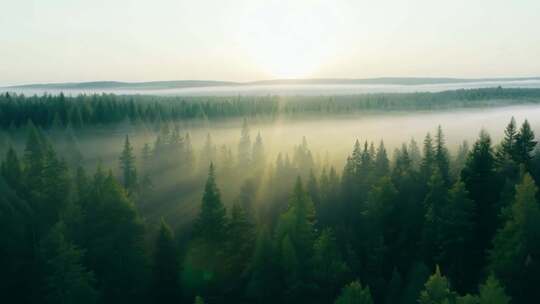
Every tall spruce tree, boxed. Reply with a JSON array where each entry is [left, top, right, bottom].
[[435, 126, 450, 185], [194, 163, 227, 241], [514, 119, 537, 168], [39, 222, 99, 304], [418, 266, 457, 304], [488, 173, 540, 303], [238, 119, 252, 169], [119, 135, 138, 194], [334, 281, 373, 304], [461, 130, 500, 285], [151, 219, 180, 304], [438, 181, 476, 293]]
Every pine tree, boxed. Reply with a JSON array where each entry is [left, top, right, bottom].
[[418, 266, 456, 304], [384, 269, 403, 304], [245, 227, 278, 303], [488, 173, 540, 302], [422, 169, 449, 265], [82, 170, 148, 304], [461, 130, 500, 285], [194, 295, 205, 304], [514, 119, 537, 168], [307, 170, 321, 208], [374, 140, 390, 178], [151, 219, 180, 304], [238, 119, 252, 169], [1, 146, 23, 192], [39, 222, 99, 304], [41, 147, 71, 232], [435, 126, 450, 184], [438, 181, 476, 293], [312, 228, 349, 301], [119, 135, 137, 193], [334, 281, 373, 304], [194, 163, 227, 241], [226, 203, 256, 286], [276, 177, 316, 300], [497, 117, 518, 163], [409, 138, 422, 170], [453, 141, 469, 179], [252, 132, 265, 170], [421, 133, 435, 182], [477, 275, 510, 304], [23, 121, 47, 201]]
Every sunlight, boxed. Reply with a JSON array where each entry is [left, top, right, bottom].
[[237, 1, 341, 79]]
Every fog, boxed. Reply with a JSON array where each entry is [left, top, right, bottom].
[[6, 79, 540, 96], [4, 103, 540, 170]]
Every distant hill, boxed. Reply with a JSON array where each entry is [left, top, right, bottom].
[[6, 77, 540, 91]]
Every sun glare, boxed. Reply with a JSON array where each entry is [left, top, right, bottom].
[[237, 1, 341, 79]]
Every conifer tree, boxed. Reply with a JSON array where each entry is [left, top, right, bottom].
[[435, 126, 450, 184], [461, 130, 500, 284], [477, 275, 510, 304], [194, 296, 205, 304], [252, 132, 265, 169], [374, 140, 390, 178], [1, 146, 23, 192], [385, 269, 403, 304], [488, 173, 540, 302], [238, 119, 252, 169], [334, 281, 373, 304], [421, 133, 435, 182], [39, 222, 99, 304], [82, 169, 147, 304], [418, 266, 456, 304], [151, 219, 180, 304], [119, 135, 137, 193], [422, 169, 449, 265], [409, 138, 422, 170], [514, 119, 537, 168], [312, 228, 349, 302], [307, 170, 321, 208], [496, 117, 518, 163], [194, 163, 227, 241], [438, 181, 475, 293], [227, 203, 256, 284], [245, 227, 278, 303]]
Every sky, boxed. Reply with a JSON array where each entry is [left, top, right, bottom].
[[1, 0, 540, 85]]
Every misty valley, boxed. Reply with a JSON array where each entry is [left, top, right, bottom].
[[2, 89, 540, 304]]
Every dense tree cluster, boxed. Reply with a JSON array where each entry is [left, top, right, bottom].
[[2, 87, 540, 128], [2, 116, 540, 304]]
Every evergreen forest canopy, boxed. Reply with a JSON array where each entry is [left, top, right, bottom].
[[3, 92, 540, 303], [2, 87, 540, 129]]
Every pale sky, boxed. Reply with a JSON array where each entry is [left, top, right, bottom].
[[1, 0, 540, 85]]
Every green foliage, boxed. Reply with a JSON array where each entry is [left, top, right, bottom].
[[488, 173, 540, 302], [478, 275, 510, 304], [194, 163, 227, 241], [81, 169, 148, 304], [119, 135, 137, 193], [151, 219, 180, 303], [418, 266, 457, 304], [39, 222, 99, 304], [334, 281, 373, 304]]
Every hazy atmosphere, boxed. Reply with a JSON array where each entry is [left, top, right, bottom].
[[2, 0, 540, 85], [2, 1, 540, 304]]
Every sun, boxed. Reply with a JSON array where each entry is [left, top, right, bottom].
[[236, 1, 340, 79]]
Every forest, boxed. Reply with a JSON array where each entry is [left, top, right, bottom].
[[2, 87, 540, 129], [2, 97, 540, 304]]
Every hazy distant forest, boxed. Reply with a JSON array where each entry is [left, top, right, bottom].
[[3, 88, 540, 304]]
